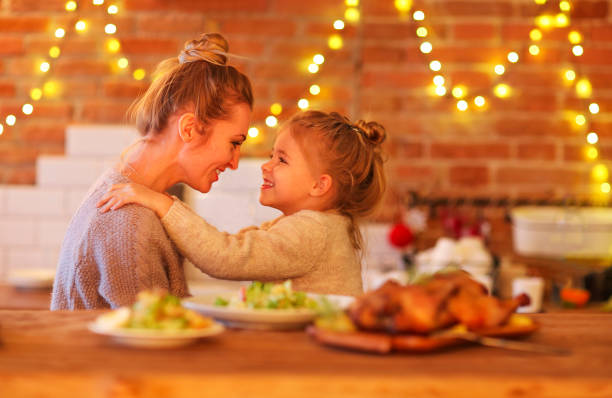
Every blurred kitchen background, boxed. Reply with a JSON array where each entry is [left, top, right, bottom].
[[1, 0, 612, 304]]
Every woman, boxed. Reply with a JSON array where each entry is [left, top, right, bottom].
[[51, 33, 253, 310]]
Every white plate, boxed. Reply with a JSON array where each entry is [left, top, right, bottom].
[[183, 292, 354, 331], [7, 268, 55, 289], [88, 322, 225, 348]]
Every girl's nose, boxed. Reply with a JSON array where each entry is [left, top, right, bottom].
[[261, 159, 272, 172]]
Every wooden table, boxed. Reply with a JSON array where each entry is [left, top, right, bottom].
[[0, 284, 51, 310], [1, 310, 611, 398]]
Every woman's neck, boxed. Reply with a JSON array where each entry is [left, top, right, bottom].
[[119, 134, 180, 193]]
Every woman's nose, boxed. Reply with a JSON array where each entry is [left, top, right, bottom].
[[229, 149, 240, 170]]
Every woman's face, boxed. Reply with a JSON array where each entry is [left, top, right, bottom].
[[179, 103, 251, 193]]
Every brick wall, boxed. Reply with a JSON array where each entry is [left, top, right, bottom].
[[1, 0, 611, 207]]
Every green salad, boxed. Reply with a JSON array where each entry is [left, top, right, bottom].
[[214, 281, 319, 310]]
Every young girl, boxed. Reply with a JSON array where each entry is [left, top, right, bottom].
[[97, 111, 386, 296]]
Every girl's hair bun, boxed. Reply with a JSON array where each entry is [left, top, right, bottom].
[[354, 119, 386, 146], [179, 32, 229, 66]]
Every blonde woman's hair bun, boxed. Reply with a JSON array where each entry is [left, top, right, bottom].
[[179, 32, 229, 66], [354, 120, 386, 146]]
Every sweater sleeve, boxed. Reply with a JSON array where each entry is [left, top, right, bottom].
[[160, 199, 325, 281], [91, 208, 172, 308]]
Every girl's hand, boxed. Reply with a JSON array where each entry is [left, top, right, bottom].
[[96, 183, 173, 218]]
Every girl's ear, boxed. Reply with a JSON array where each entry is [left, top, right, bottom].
[[177, 112, 198, 143], [310, 174, 333, 197]]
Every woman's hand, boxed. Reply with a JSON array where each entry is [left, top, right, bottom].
[[96, 183, 173, 218]]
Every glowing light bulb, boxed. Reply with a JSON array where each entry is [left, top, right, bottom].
[[601, 183, 611, 194], [572, 45, 584, 56], [65, 1, 77, 11], [345, 8, 360, 23], [416, 27, 428, 37], [345, 0, 358, 5], [457, 100, 468, 111], [575, 114, 586, 126], [0, 124, 3, 135], [559, 1, 571, 11], [248, 127, 259, 138], [494, 84, 511, 98], [105, 24, 117, 34], [30, 88, 42, 101], [106, 38, 121, 53], [429, 60, 441, 71], [592, 164, 608, 180], [568, 31, 582, 44], [75, 20, 87, 32], [433, 75, 445, 86], [22, 104, 34, 115], [529, 45, 540, 55], [494, 64, 505, 75], [333, 20, 345, 30], [298, 99, 309, 110], [6, 115, 16, 126], [328, 34, 343, 50], [576, 78, 592, 98], [307, 63, 319, 73], [435, 86, 446, 96], [309, 84, 321, 95], [133, 68, 146, 80], [452, 86, 466, 99], [474, 96, 486, 107], [313, 54, 325, 65], [270, 103, 283, 115], [49, 46, 60, 58], [55, 28, 66, 38], [265, 115, 278, 127], [564, 69, 576, 81], [587, 147, 599, 160], [530, 29, 543, 41], [589, 103, 600, 114], [587, 132, 599, 145], [420, 41, 432, 54], [413, 10, 425, 21], [39, 62, 50, 73], [507, 52, 519, 63], [555, 13, 569, 27], [534, 0, 547, 4], [117, 57, 129, 69], [535, 15, 553, 29], [107, 5, 118, 14], [43, 81, 60, 97], [93, 0, 105, 5], [394, 0, 413, 13]]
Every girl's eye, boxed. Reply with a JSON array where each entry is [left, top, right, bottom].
[[232, 141, 241, 148], [279, 156, 287, 164]]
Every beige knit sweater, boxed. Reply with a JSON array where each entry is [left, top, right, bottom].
[[161, 199, 364, 296], [51, 169, 188, 310]]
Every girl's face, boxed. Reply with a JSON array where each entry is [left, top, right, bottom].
[[180, 103, 251, 193], [259, 129, 320, 215]]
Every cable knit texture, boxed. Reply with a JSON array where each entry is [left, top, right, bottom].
[[51, 168, 188, 310], [161, 199, 363, 296]]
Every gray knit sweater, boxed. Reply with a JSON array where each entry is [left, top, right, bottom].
[[51, 168, 188, 310], [161, 199, 364, 296]]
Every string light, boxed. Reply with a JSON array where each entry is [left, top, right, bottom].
[[265, 116, 278, 127], [65, 1, 77, 11], [457, 100, 468, 111], [589, 103, 600, 114], [309, 85, 321, 95], [75, 20, 87, 32], [568, 31, 582, 44], [307, 63, 319, 73], [105, 24, 117, 34], [435, 86, 446, 96], [328, 34, 343, 50], [22, 104, 34, 115], [576, 79, 592, 98], [494, 84, 511, 98], [345, 0, 358, 5], [133, 69, 146, 80], [601, 183, 611, 194], [474, 96, 486, 107], [494, 64, 505, 75], [413, 10, 425, 21], [30, 88, 42, 101], [313, 54, 325, 65], [297, 99, 309, 110], [592, 164, 608, 181], [529, 45, 540, 56], [333, 20, 345, 30], [530, 29, 543, 41], [270, 103, 282, 115], [433, 75, 444, 86], [345, 8, 360, 23], [395, 0, 413, 13], [572, 45, 584, 56], [507, 52, 519, 63], [54, 28, 66, 38], [419, 42, 432, 54], [587, 132, 599, 145], [559, 0, 571, 11], [39, 62, 50, 72], [452, 86, 466, 99], [106, 38, 121, 53], [6, 115, 16, 126], [107, 5, 118, 14], [564, 69, 576, 82], [0, 124, 3, 136], [248, 127, 259, 138], [49, 46, 61, 58], [416, 27, 428, 37], [586, 147, 599, 160], [429, 60, 441, 71], [93, 0, 105, 4], [117, 57, 128, 69]]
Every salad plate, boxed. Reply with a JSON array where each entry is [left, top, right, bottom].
[[88, 321, 225, 348], [184, 292, 354, 331]]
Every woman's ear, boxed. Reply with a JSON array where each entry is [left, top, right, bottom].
[[310, 174, 333, 197], [177, 112, 198, 143]]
